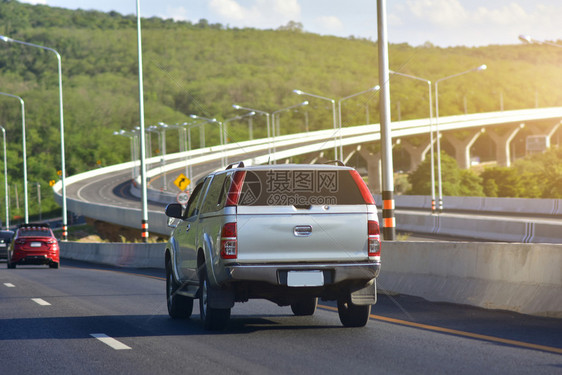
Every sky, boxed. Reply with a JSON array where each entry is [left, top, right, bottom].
[[18, 0, 562, 47]]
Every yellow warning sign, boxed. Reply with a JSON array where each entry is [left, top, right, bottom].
[[174, 173, 191, 191]]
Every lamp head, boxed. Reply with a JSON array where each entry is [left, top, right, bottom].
[[476, 64, 487, 71], [293, 89, 303, 95], [373, 85, 380, 91], [189, 114, 198, 119], [232, 104, 241, 109], [0, 35, 11, 43], [519, 34, 533, 44], [301, 101, 309, 106]]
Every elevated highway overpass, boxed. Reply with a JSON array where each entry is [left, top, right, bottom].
[[53, 107, 562, 243], [51, 107, 562, 317]]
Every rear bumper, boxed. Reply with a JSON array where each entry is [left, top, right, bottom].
[[224, 261, 380, 286], [10, 251, 59, 265]]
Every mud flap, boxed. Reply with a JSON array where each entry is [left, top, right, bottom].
[[350, 279, 377, 305], [207, 286, 235, 309]]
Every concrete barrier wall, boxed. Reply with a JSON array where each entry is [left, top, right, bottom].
[[378, 195, 562, 216], [379, 241, 562, 318], [64, 197, 172, 236], [393, 210, 562, 243], [60, 242, 164, 269], [59, 240, 562, 318]]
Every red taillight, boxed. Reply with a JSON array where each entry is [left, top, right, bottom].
[[220, 222, 237, 259], [226, 171, 247, 206], [350, 170, 375, 204], [368, 220, 381, 257]]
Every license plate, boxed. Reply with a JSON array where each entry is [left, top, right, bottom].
[[287, 271, 324, 287], [30, 242, 42, 247]]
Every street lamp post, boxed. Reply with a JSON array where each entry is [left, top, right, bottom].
[[223, 112, 256, 144], [519, 35, 562, 48], [167, 122, 188, 176], [157, 122, 169, 189], [272, 101, 309, 138], [293, 90, 339, 160], [434, 64, 487, 212], [0, 126, 9, 229], [190, 115, 225, 167], [134, 0, 150, 242], [389, 70, 437, 213], [232, 104, 272, 159], [113, 130, 137, 180], [0, 92, 28, 224], [1, 35, 67, 239], [36, 182, 41, 221], [338, 86, 380, 163], [182, 121, 207, 185]]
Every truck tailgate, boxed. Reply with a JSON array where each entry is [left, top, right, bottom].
[[236, 205, 369, 263]]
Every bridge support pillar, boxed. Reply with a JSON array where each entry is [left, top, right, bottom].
[[357, 147, 382, 194], [529, 120, 561, 137], [445, 128, 485, 169], [400, 138, 433, 172], [487, 124, 524, 167], [342, 145, 361, 165]]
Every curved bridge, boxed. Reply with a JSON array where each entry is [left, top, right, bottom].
[[52, 107, 562, 242]]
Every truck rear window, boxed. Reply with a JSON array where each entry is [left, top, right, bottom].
[[236, 169, 368, 206]]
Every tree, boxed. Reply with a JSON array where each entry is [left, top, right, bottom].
[[480, 166, 523, 197], [407, 152, 483, 197], [277, 21, 303, 32]]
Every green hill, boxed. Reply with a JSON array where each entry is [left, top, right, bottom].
[[0, 0, 561, 219]]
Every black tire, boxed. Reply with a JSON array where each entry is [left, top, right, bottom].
[[166, 259, 193, 319], [199, 266, 230, 331], [290, 297, 318, 316], [49, 262, 59, 269], [337, 297, 371, 327], [7, 261, 15, 269]]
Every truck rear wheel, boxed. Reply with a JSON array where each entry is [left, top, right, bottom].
[[199, 266, 230, 330], [291, 297, 318, 316], [166, 259, 193, 319], [337, 297, 371, 327]]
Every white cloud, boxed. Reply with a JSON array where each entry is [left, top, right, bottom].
[[19, 0, 48, 4], [210, 0, 250, 21], [472, 3, 528, 25], [389, 0, 562, 47], [271, 0, 300, 19], [315, 16, 344, 33], [407, 0, 468, 26], [209, 0, 301, 28], [163, 6, 189, 22]]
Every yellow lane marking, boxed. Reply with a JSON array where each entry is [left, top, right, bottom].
[[67, 266, 562, 355], [320, 305, 562, 355]]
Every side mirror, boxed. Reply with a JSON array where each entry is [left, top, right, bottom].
[[165, 203, 183, 219]]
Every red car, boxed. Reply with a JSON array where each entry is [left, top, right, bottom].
[[7, 223, 60, 269]]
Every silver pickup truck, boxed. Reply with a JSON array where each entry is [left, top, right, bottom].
[[164, 162, 381, 330]]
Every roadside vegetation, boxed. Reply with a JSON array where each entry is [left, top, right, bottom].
[[0, 0, 560, 224], [406, 147, 561, 198]]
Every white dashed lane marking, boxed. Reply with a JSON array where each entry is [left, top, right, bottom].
[[3, 283, 15, 287], [90, 334, 132, 350], [31, 298, 51, 306]]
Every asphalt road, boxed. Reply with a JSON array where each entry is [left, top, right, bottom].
[[1, 260, 560, 375]]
